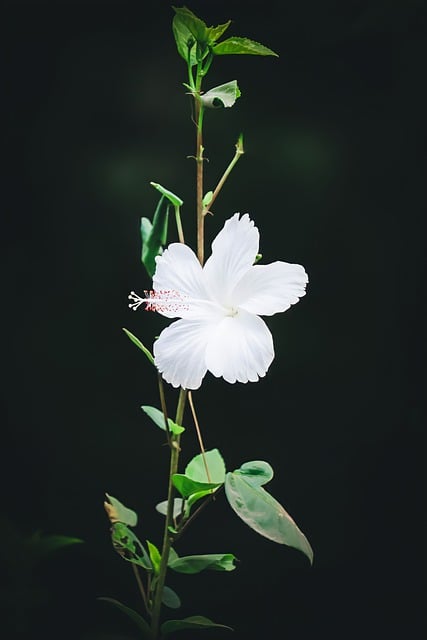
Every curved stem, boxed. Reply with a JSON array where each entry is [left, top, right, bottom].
[[149, 388, 187, 639]]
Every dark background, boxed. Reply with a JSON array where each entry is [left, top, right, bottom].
[[2, 1, 425, 639]]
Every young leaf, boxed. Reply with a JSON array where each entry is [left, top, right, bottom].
[[234, 460, 274, 487], [150, 181, 183, 207], [185, 448, 226, 484], [202, 190, 213, 207], [173, 7, 208, 45], [141, 405, 185, 435], [206, 21, 231, 43], [161, 615, 233, 635], [169, 553, 237, 574], [225, 472, 314, 565], [104, 493, 138, 527], [162, 585, 181, 609], [147, 539, 162, 575], [111, 522, 152, 570], [200, 80, 241, 108], [98, 597, 151, 638], [172, 474, 221, 499], [155, 498, 185, 519], [213, 37, 278, 57], [172, 12, 198, 67], [26, 531, 83, 557], [141, 194, 169, 277], [122, 328, 154, 365]]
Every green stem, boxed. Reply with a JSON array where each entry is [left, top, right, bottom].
[[202, 138, 244, 216], [149, 388, 187, 639]]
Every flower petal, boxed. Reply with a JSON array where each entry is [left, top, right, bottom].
[[205, 309, 274, 384], [233, 262, 308, 316], [152, 243, 209, 318], [154, 318, 214, 389], [203, 214, 259, 307]]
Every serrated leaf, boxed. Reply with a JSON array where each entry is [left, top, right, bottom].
[[150, 182, 183, 207], [169, 553, 237, 574], [213, 36, 278, 57], [206, 21, 231, 43], [172, 7, 209, 65], [98, 597, 151, 638], [201, 80, 241, 108], [141, 195, 169, 277], [173, 7, 208, 43], [225, 472, 313, 564], [104, 494, 138, 527], [155, 498, 185, 519], [111, 522, 152, 570], [141, 405, 185, 435], [161, 615, 233, 635], [122, 328, 154, 365], [234, 460, 274, 487], [172, 12, 198, 66], [185, 448, 226, 484], [146, 539, 162, 575], [172, 474, 221, 499], [162, 585, 181, 609]]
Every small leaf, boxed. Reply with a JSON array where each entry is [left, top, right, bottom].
[[161, 615, 233, 635], [162, 585, 181, 609], [147, 540, 162, 575], [141, 194, 169, 277], [225, 472, 314, 565], [122, 328, 154, 365], [185, 448, 226, 484], [234, 460, 274, 487], [173, 7, 208, 44], [172, 12, 198, 66], [202, 190, 213, 207], [155, 498, 185, 519], [213, 36, 278, 57], [200, 80, 241, 108], [150, 182, 183, 207], [104, 494, 138, 527], [141, 405, 185, 435], [172, 474, 221, 499], [169, 553, 237, 574], [206, 21, 231, 43], [111, 522, 152, 570], [26, 532, 83, 556], [185, 488, 215, 514], [98, 597, 151, 638]]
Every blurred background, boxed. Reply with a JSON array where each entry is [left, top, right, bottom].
[[2, 1, 425, 638]]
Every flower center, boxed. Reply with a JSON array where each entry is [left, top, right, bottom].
[[128, 290, 190, 313], [225, 307, 239, 317]]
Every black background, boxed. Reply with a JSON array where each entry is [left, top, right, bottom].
[[2, 1, 425, 639]]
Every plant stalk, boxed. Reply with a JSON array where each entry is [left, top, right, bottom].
[[149, 388, 187, 639]]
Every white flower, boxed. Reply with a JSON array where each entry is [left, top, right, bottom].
[[139, 213, 308, 390]]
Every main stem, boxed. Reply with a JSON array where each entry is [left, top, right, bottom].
[[149, 388, 187, 639]]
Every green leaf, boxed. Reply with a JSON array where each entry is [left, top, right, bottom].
[[104, 493, 138, 527], [147, 540, 162, 575], [150, 182, 183, 207], [185, 448, 226, 484], [201, 80, 241, 108], [162, 585, 181, 609], [213, 36, 278, 57], [225, 472, 313, 565], [234, 460, 274, 487], [202, 190, 213, 207], [111, 522, 152, 570], [206, 21, 231, 43], [172, 7, 209, 65], [141, 194, 169, 277], [98, 597, 151, 638], [122, 328, 154, 365], [185, 488, 215, 514], [161, 615, 233, 635], [169, 553, 237, 574], [172, 474, 221, 499], [141, 405, 185, 435], [26, 532, 83, 556], [155, 498, 185, 519]]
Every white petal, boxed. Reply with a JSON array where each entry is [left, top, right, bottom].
[[205, 309, 274, 384], [152, 243, 209, 318], [154, 318, 213, 390], [233, 262, 308, 316], [203, 214, 259, 307]]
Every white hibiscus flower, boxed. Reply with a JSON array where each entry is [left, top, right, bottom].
[[130, 213, 308, 390]]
